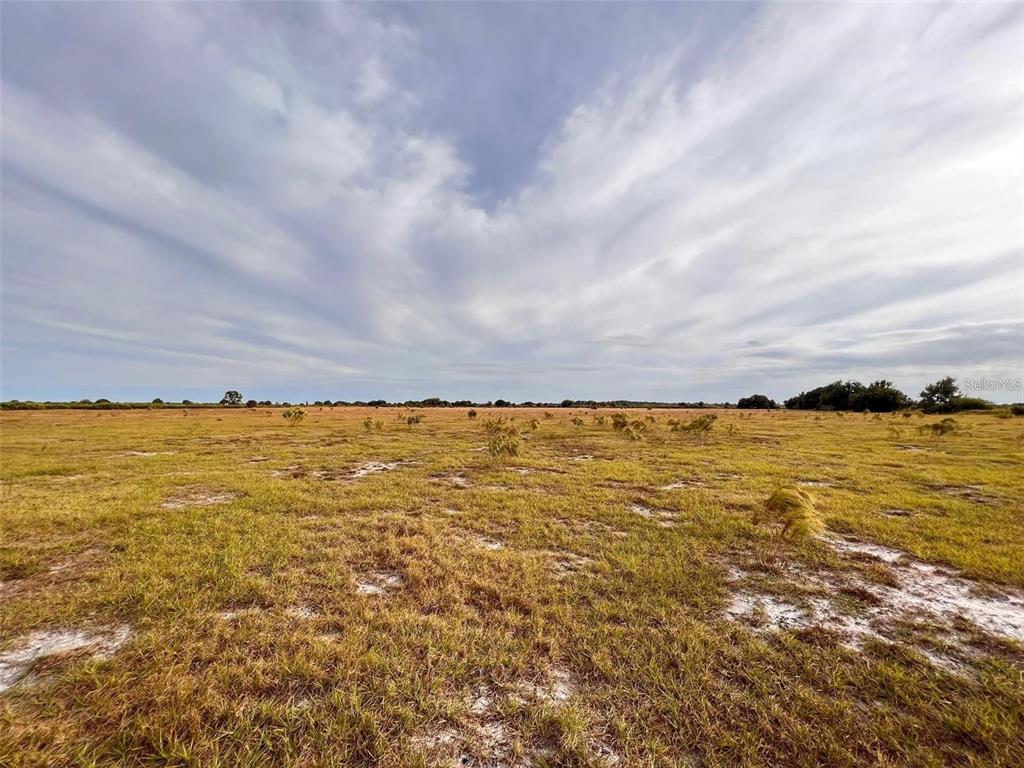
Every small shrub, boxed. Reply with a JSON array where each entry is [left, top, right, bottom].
[[543, 412, 554, 420], [593, 415, 607, 427], [483, 417, 521, 458], [755, 487, 823, 542], [468, 409, 478, 419], [918, 417, 963, 438], [525, 417, 540, 431], [405, 414, 424, 428], [571, 416, 584, 428], [363, 417, 375, 432], [670, 414, 718, 435], [282, 407, 306, 425], [610, 413, 629, 431]]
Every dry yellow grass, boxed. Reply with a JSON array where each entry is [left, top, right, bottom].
[[1, 406, 1022, 766]]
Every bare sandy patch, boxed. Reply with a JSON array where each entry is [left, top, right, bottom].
[[548, 551, 595, 580], [823, 535, 1024, 642], [355, 570, 404, 596], [725, 536, 1024, 674], [0, 625, 132, 693], [926, 484, 996, 505], [161, 489, 240, 509], [630, 503, 677, 527], [512, 665, 576, 706], [432, 473, 472, 488], [285, 604, 319, 620], [881, 508, 914, 517], [124, 450, 175, 457], [474, 535, 506, 551], [660, 479, 706, 490]]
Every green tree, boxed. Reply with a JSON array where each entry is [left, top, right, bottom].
[[220, 390, 243, 406], [919, 377, 959, 412]]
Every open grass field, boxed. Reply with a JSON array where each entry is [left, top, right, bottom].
[[1, 407, 1023, 767]]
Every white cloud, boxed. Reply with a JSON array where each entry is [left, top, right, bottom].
[[2, 3, 1020, 401]]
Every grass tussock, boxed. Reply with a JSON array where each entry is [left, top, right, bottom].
[[755, 486, 824, 542]]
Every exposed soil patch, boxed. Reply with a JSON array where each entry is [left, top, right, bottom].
[[247, 456, 271, 463], [474, 535, 506, 551], [925, 484, 996, 505], [284, 604, 319, 620], [512, 665, 576, 706], [823, 535, 1024, 642], [124, 450, 176, 457], [660, 479, 706, 490], [432, 473, 472, 488], [274, 460, 416, 482], [355, 570, 404, 596], [797, 480, 833, 488], [161, 489, 240, 509], [726, 537, 1024, 674], [546, 551, 595, 580], [410, 669, 619, 767], [0, 625, 132, 693], [881, 508, 914, 517], [630, 503, 677, 528]]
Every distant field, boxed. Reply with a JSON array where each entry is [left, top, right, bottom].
[[1, 407, 1022, 767]]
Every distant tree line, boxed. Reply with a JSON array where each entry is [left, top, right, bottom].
[[2, 379, 1016, 413]]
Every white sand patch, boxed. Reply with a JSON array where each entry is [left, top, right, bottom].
[[355, 570, 404, 596], [549, 552, 595, 580], [348, 461, 409, 479], [725, 536, 1024, 674], [660, 479, 706, 490], [514, 666, 576, 706], [285, 604, 319, 620], [474, 536, 505, 551], [48, 547, 103, 575], [828, 540, 1024, 642], [571, 455, 595, 461], [161, 490, 240, 509], [0, 625, 132, 693], [823, 536, 907, 565], [797, 480, 833, 488], [726, 593, 808, 631], [630, 504, 677, 527], [124, 450, 175, 457]]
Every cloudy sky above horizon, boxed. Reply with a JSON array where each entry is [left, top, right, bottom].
[[2, 2, 1022, 404]]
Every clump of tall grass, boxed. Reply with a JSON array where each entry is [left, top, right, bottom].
[[524, 417, 540, 431], [543, 412, 554, 420], [754, 487, 823, 542], [571, 416, 584, 428], [668, 414, 718, 435], [593, 414, 607, 427], [405, 414, 424, 428], [467, 409, 478, 420], [611, 413, 629, 431], [625, 419, 647, 441], [482, 417, 520, 458], [919, 417, 963, 438], [282, 407, 306, 425]]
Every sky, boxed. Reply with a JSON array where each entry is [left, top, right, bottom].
[[1, 2, 1022, 404]]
